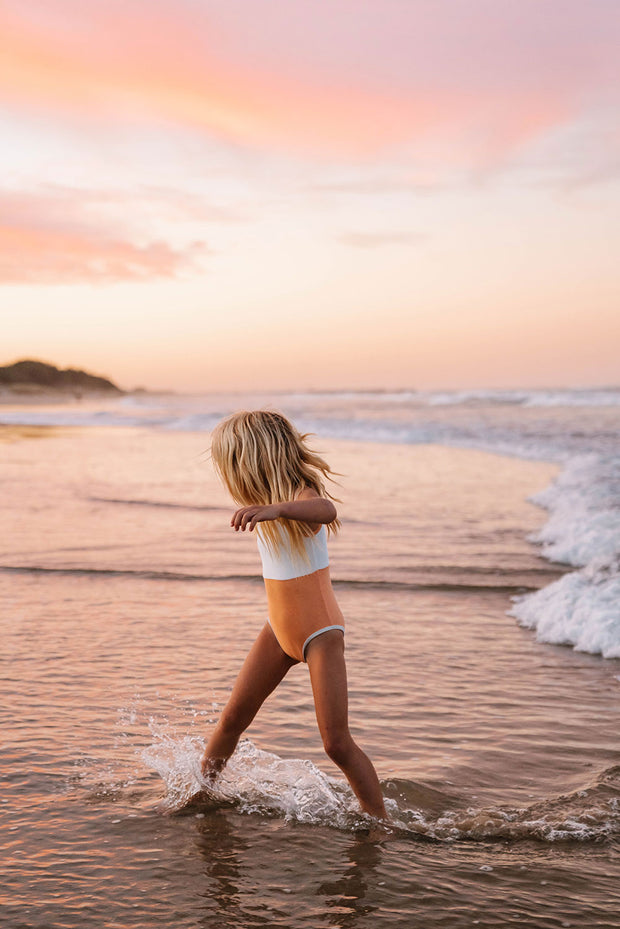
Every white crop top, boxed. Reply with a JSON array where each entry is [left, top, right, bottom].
[[256, 524, 329, 580]]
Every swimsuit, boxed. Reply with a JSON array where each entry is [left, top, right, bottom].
[[257, 524, 345, 662]]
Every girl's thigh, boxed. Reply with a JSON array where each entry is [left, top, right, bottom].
[[225, 622, 299, 718], [305, 630, 348, 735]]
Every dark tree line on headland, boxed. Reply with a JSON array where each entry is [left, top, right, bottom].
[[0, 360, 122, 393]]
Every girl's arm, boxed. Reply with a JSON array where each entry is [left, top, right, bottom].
[[230, 487, 337, 532]]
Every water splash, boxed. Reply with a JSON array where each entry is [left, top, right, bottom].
[[142, 733, 365, 827], [140, 725, 620, 843], [388, 767, 620, 843]]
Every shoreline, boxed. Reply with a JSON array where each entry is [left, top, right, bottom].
[[0, 386, 126, 406]]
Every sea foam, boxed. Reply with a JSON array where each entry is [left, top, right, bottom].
[[509, 454, 620, 659]]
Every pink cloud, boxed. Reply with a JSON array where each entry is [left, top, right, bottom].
[[0, 188, 207, 283], [1, 0, 618, 169]]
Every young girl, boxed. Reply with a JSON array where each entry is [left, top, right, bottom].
[[201, 410, 387, 820]]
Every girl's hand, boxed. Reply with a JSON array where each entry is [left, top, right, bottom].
[[231, 504, 281, 532]]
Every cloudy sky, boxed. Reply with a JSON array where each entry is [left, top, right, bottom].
[[2, 0, 619, 391]]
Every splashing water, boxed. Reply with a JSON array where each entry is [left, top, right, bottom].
[[139, 722, 620, 843], [142, 731, 368, 828]]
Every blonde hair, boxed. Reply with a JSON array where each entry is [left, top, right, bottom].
[[210, 410, 340, 557]]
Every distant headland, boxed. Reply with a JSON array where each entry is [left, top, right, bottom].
[[0, 360, 123, 398]]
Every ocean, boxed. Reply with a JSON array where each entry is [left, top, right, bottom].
[[1, 387, 619, 928]]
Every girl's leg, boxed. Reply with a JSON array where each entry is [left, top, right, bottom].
[[306, 631, 387, 819], [202, 622, 298, 778]]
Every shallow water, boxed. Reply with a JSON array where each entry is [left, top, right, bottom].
[[2, 425, 619, 928]]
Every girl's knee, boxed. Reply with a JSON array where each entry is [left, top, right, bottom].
[[323, 731, 354, 767]]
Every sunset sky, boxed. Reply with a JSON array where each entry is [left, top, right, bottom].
[[2, 0, 619, 391]]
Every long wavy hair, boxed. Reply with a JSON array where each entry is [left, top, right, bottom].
[[210, 410, 340, 557]]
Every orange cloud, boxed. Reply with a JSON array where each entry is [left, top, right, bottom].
[[0, 5, 416, 157], [0, 188, 207, 283], [1, 1, 617, 168]]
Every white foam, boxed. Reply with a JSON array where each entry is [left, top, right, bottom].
[[509, 453, 620, 659], [216, 742, 358, 823], [141, 733, 366, 827], [509, 565, 620, 659], [525, 454, 620, 566], [422, 387, 620, 408]]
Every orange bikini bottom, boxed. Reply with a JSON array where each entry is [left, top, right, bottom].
[[264, 567, 345, 663]]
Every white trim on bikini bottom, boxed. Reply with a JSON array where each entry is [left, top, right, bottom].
[[302, 625, 345, 661]]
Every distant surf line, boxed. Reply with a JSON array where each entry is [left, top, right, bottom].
[[88, 496, 229, 512], [0, 563, 565, 593]]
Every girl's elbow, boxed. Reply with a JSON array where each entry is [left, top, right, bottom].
[[324, 500, 338, 523]]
